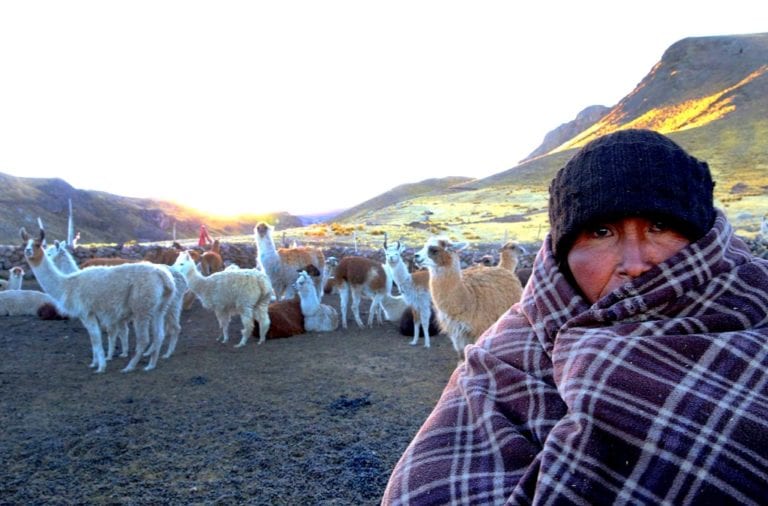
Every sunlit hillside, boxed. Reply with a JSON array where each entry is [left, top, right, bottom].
[[281, 33, 768, 250]]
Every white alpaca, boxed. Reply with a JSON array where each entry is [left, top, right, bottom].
[[173, 251, 273, 347], [0, 290, 57, 316], [384, 241, 434, 347], [144, 266, 187, 359], [46, 240, 187, 361], [414, 236, 524, 359], [294, 270, 339, 332], [46, 240, 131, 359], [6, 266, 24, 290], [254, 222, 325, 300], [23, 228, 174, 373]]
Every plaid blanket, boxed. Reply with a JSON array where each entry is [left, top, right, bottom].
[[383, 213, 768, 505]]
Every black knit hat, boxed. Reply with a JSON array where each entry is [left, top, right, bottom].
[[548, 129, 715, 260]]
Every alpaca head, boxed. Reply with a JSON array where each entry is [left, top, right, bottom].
[[383, 241, 406, 268], [254, 222, 272, 240], [20, 227, 46, 267], [293, 270, 314, 294], [414, 237, 467, 270], [500, 241, 526, 257], [172, 250, 198, 275]]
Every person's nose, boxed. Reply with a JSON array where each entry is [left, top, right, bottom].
[[617, 237, 654, 279]]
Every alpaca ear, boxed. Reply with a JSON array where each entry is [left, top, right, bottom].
[[449, 241, 468, 252]]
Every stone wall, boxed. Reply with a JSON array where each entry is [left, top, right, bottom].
[[1, 241, 544, 281], [4, 236, 767, 282]]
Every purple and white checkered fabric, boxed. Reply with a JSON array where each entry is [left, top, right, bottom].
[[383, 212, 768, 505]]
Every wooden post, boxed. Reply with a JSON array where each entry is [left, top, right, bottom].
[[67, 199, 75, 245]]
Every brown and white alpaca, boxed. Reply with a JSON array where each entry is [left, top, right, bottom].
[[254, 222, 325, 300], [323, 255, 394, 329]]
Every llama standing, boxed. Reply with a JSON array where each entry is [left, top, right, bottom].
[[384, 241, 434, 347], [254, 222, 325, 300], [414, 236, 523, 359], [46, 240, 131, 360], [324, 255, 393, 329], [173, 251, 273, 347], [23, 228, 174, 373]]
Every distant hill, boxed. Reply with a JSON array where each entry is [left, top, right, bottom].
[[455, 33, 768, 197], [0, 172, 303, 245], [523, 105, 611, 162], [331, 176, 474, 222]]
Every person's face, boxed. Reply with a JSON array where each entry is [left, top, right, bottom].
[[566, 217, 691, 304]]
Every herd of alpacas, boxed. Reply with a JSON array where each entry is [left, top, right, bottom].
[[1, 222, 527, 373]]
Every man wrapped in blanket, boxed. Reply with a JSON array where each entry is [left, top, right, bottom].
[[383, 129, 768, 505]]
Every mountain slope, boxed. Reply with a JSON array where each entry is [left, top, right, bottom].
[[461, 33, 768, 195], [325, 33, 768, 246], [0, 172, 301, 245], [331, 176, 473, 222]]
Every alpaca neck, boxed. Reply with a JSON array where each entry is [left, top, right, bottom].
[[429, 261, 471, 310], [257, 234, 279, 260], [183, 264, 207, 295], [391, 260, 414, 292], [29, 252, 68, 302], [299, 286, 320, 315]]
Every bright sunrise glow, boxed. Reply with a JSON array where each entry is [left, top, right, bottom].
[[0, 1, 764, 217]]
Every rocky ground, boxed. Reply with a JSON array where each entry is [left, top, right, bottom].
[[0, 289, 459, 505]]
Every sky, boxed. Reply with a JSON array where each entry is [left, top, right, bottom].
[[0, 1, 765, 218]]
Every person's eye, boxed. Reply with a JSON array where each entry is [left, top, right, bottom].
[[588, 225, 612, 239], [650, 220, 670, 233]]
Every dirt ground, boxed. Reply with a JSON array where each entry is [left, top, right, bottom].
[[0, 288, 459, 505]]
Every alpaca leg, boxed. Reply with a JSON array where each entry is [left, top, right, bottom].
[[118, 322, 130, 357], [367, 299, 377, 327], [420, 310, 431, 348], [162, 311, 182, 359], [339, 286, 350, 329], [123, 319, 149, 372], [144, 313, 166, 371], [82, 317, 106, 373], [450, 333, 469, 360], [410, 308, 421, 346], [235, 307, 255, 348], [216, 311, 231, 343], [106, 324, 117, 361], [351, 288, 364, 328], [368, 295, 384, 327], [254, 301, 271, 344]]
